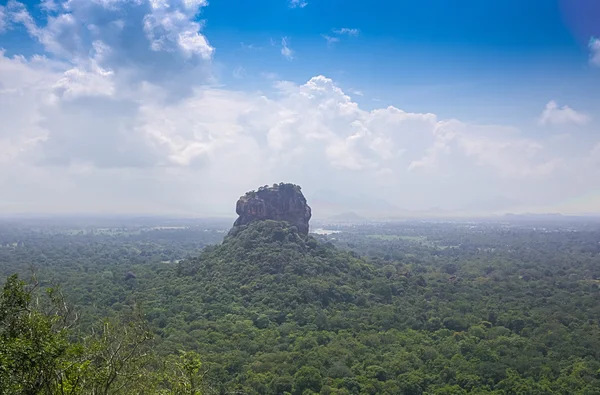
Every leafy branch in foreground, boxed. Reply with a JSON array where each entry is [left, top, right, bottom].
[[0, 274, 207, 395]]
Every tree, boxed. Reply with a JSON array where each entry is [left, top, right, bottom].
[[292, 366, 322, 395], [0, 274, 170, 395], [160, 351, 206, 395], [62, 316, 155, 394], [0, 274, 70, 394]]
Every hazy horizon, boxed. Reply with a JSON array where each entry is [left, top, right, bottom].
[[2, 204, 600, 222], [1, 0, 600, 216]]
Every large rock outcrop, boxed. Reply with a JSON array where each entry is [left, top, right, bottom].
[[232, 183, 312, 235]]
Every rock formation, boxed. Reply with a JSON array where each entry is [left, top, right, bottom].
[[232, 183, 312, 235]]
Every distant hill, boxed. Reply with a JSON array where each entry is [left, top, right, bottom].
[[308, 189, 401, 217], [504, 212, 564, 218], [326, 211, 367, 223]]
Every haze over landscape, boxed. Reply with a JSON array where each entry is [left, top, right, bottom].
[[1, 0, 600, 217], [5, 2, 600, 394]]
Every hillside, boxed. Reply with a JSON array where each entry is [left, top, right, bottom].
[[135, 219, 600, 394]]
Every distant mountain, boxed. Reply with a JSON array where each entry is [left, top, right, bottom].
[[503, 213, 566, 221], [326, 211, 367, 223], [504, 212, 563, 218], [459, 197, 523, 213], [308, 189, 403, 218]]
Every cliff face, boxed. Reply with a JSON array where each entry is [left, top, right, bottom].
[[232, 183, 312, 235]]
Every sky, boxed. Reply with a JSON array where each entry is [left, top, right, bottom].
[[0, 0, 599, 218]]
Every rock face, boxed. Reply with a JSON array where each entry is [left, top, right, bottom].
[[232, 183, 312, 235]]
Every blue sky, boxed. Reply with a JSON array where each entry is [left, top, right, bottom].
[[202, 0, 599, 121], [0, 0, 599, 216], [2, 0, 598, 118], [6, 0, 598, 120]]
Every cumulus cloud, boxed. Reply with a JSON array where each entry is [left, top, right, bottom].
[[0, 0, 599, 215], [39, 0, 60, 12], [5, 0, 214, 90], [1, 50, 584, 214], [539, 100, 589, 126], [590, 37, 600, 67], [409, 120, 562, 179], [0, 53, 56, 164], [281, 37, 294, 60]]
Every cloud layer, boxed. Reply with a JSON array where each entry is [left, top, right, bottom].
[[1, 0, 599, 216]]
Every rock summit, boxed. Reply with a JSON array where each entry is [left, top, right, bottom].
[[232, 183, 312, 235]]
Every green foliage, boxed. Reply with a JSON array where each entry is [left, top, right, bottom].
[[293, 366, 322, 394], [0, 274, 69, 394], [0, 274, 208, 394], [158, 351, 205, 395], [2, 218, 600, 394]]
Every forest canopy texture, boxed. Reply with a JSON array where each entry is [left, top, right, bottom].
[[1, 197, 600, 394]]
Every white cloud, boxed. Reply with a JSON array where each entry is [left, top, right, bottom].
[[182, 0, 208, 10], [288, 0, 307, 9], [281, 37, 294, 60], [333, 28, 360, 36], [6, 0, 214, 90], [0, 51, 596, 214], [590, 37, 600, 67], [322, 35, 339, 46], [7, 1, 38, 34], [0, 1, 599, 215], [539, 100, 589, 126], [411, 121, 540, 177], [324, 28, 360, 46], [143, 8, 213, 59], [39, 0, 60, 12]]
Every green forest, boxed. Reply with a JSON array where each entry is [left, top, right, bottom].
[[2, 217, 600, 394]]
